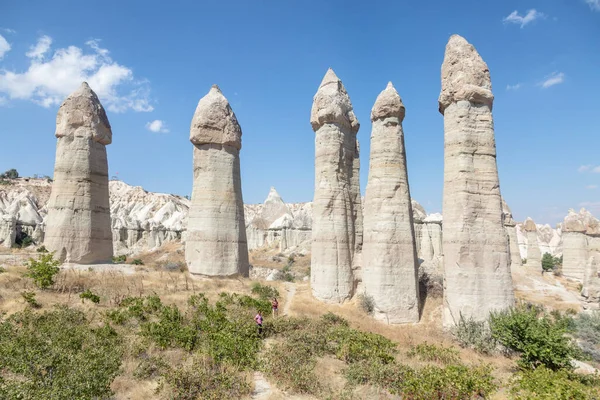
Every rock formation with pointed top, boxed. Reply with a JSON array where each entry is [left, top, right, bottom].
[[502, 199, 522, 268], [185, 85, 249, 277], [439, 35, 514, 327], [562, 210, 589, 280], [44, 82, 114, 263], [310, 69, 361, 303], [523, 218, 542, 269], [363, 82, 420, 324]]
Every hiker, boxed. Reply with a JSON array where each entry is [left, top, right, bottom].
[[271, 297, 279, 318], [254, 310, 263, 336]]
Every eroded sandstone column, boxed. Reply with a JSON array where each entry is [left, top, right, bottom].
[[439, 35, 514, 327], [363, 82, 420, 324], [562, 210, 590, 281], [523, 218, 542, 269], [185, 85, 249, 277], [44, 82, 113, 263], [310, 69, 360, 303], [503, 199, 522, 269]]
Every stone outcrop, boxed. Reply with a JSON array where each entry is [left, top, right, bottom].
[[245, 188, 312, 252], [185, 85, 249, 277], [310, 69, 361, 303], [562, 210, 589, 280], [362, 82, 420, 324], [44, 82, 113, 263], [503, 199, 522, 268], [523, 218, 542, 269], [439, 35, 514, 327], [412, 201, 444, 278]]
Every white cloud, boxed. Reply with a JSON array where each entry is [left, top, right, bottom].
[[26, 35, 52, 59], [0, 34, 11, 59], [2, 28, 16, 34], [586, 185, 598, 189], [506, 83, 522, 91], [0, 35, 153, 112], [540, 72, 565, 88], [146, 120, 169, 133], [585, 0, 600, 11], [593, 166, 600, 173], [503, 9, 545, 28], [579, 165, 593, 173]]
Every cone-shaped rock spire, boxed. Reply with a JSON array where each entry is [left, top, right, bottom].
[[440, 36, 514, 327], [310, 69, 362, 303], [44, 82, 114, 263], [363, 82, 420, 324], [185, 85, 249, 277]]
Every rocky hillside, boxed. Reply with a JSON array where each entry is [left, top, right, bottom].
[[0, 177, 578, 266]]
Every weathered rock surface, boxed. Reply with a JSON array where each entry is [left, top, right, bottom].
[[439, 35, 514, 327], [44, 82, 113, 263], [310, 69, 361, 303], [362, 82, 420, 324], [186, 85, 249, 277], [503, 199, 522, 268], [523, 218, 542, 269]]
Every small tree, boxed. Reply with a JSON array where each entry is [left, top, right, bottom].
[[2, 168, 19, 179], [541, 253, 555, 272], [26, 252, 60, 289]]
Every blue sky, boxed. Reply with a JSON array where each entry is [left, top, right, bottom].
[[1, 1, 599, 226]]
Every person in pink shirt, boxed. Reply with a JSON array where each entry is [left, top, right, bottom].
[[254, 310, 263, 336]]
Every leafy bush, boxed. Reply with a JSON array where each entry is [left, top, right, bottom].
[[451, 313, 497, 354], [36, 245, 48, 253], [276, 264, 294, 282], [574, 311, 600, 363], [21, 291, 40, 308], [161, 355, 251, 400], [0, 307, 122, 399], [262, 341, 322, 394], [0, 266, 6, 273], [25, 252, 60, 289], [1, 168, 19, 179], [131, 258, 144, 265], [80, 289, 100, 304], [251, 282, 280, 300], [345, 359, 497, 399], [358, 293, 375, 315], [407, 342, 460, 365], [542, 252, 556, 272], [510, 365, 600, 399], [490, 305, 582, 370], [112, 254, 126, 263]]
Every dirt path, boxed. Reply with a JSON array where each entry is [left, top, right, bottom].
[[283, 282, 296, 316], [251, 371, 272, 399]]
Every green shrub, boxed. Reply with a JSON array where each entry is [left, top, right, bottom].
[[25, 252, 60, 290], [0, 307, 122, 399], [79, 289, 100, 304], [250, 282, 279, 300], [574, 311, 600, 363], [345, 359, 497, 399], [407, 342, 460, 365], [36, 245, 48, 253], [262, 342, 322, 394], [0, 266, 6, 273], [131, 258, 144, 265], [1, 168, 19, 179], [112, 254, 127, 263], [133, 355, 168, 380], [451, 313, 497, 354], [141, 304, 197, 351], [542, 252, 556, 272], [161, 355, 251, 400], [21, 291, 40, 308], [358, 293, 375, 315], [490, 305, 582, 370], [510, 365, 600, 399]]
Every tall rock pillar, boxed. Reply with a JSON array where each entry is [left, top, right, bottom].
[[562, 210, 589, 281], [185, 85, 249, 277], [363, 82, 420, 324], [523, 218, 542, 269], [310, 69, 360, 303], [503, 199, 522, 269], [44, 82, 113, 263], [439, 35, 514, 327]]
